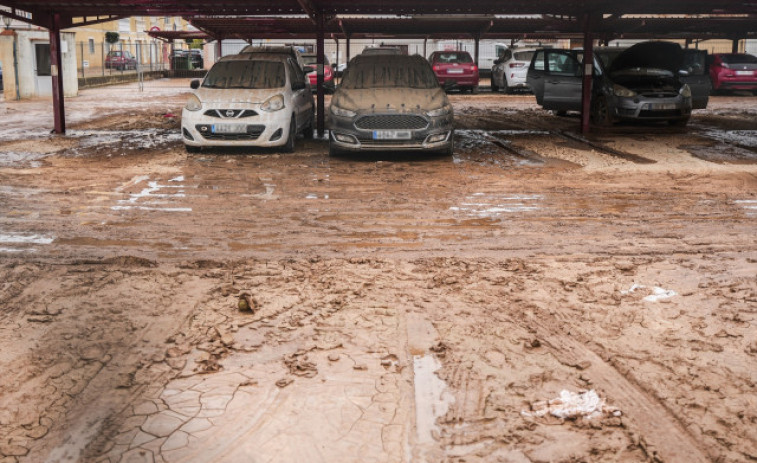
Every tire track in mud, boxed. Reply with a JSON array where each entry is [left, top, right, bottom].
[[462, 112, 657, 164], [520, 308, 711, 463]]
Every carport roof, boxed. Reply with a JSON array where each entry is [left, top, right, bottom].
[[2, 1, 757, 29]]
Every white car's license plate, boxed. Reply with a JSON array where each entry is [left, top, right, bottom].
[[212, 124, 247, 134], [447, 68, 464, 74], [735, 70, 754, 76], [649, 103, 677, 110], [373, 130, 412, 140]]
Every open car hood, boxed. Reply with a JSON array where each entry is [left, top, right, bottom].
[[607, 42, 683, 74]]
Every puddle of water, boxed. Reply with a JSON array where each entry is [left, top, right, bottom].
[[0, 233, 54, 244], [0, 151, 48, 168], [112, 177, 191, 212], [703, 129, 757, 148], [305, 193, 329, 200], [735, 200, 757, 216], [450, 193, 544, 218], [413, 355, 454, 445]]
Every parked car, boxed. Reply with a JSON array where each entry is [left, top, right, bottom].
[[428, 51, 479, 93], [708, 53, 757, 93], [361, 46, 404, 56], [181, 53, 315, 153], [105, 50, 137, 70], [169, 49, 204, 69], [240, 45, 306, 71], [328, 54, 454, 156], [302, 53, 335, 93], [491, 47, 537, 93], [527, 42, 708, 126]]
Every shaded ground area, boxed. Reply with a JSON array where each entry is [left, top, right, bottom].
[[0, 81, 756, 463]]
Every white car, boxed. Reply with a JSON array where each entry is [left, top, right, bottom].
[[491, 47, 537, 93], [181, 53, 314, 153]]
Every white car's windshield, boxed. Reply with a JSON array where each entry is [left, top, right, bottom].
[[203, 60, 285, 89]]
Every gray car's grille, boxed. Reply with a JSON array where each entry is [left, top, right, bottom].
[[355, 115, 428, 130], [204, 109, 258, 118]]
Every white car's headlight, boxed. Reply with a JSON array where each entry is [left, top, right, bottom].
[[427, 104, 452, 117], [612, 84, 636, 98], [679, 84, 692, 98], [330, 105, 357, 118], [185, 94, 202, 112], [261, 94, 285, 112]]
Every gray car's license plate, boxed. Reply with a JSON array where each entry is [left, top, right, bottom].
[[373, 130, 412, 140], [648, 103, 677, 110], [212, 124, 247, 134]]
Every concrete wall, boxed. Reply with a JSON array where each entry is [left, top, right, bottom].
[[0, 30, 77, 100]]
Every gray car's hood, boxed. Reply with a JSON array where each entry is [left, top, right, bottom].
[[331, 87, 449, 113], [607, 41, 684, 74]]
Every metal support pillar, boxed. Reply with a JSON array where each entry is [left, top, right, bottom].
[[580, 14, 597, 134], [473, 35, 480, 72], [423, 38, 427, 58], [216, 39, 222, 61], [316, 13, 325, 137], [50, 13, 66, 134], [346, 35, 351, 62], [732, 39, 740, 53]]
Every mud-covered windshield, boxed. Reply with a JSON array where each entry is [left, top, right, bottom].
[[341, 56, 438, 89], [202, 60, 285, 89]]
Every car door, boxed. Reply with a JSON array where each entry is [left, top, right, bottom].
[[527, 49, 549, 105], [542, 50, 583, 111], [679, 49, 711, 109], [288, 59, 313, 130]]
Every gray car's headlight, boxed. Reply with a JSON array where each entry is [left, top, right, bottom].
[[612, 84, 636, 98], [185, 94, 202, 111], [426, 104, 452, 117], [261, 94, 285, 112], [330, 105, 357, 117], [679, 84, 692, 98]]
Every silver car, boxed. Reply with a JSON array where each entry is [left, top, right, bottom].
[[328, 54, 454, 156], [527, 42, 709, 126]]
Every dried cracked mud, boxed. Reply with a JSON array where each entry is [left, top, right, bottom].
[[1, 80, 756, 463]]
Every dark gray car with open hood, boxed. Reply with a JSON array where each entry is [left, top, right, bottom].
[[527, 41, 709, 126]]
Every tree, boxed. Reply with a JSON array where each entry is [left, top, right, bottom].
[[105, 32, 120, 44]]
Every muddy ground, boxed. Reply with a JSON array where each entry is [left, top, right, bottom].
[[0, 80, 756, 463]]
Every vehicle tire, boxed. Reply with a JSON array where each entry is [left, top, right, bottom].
[[669, 117, 690, 127], [591, 95, 614, 127], [442, 133, 454, 156], [284, 116, 297, 153], [185, 144, 200, 153], [472, 86, 479, 95], [302, 117, 314, 139], [504, 85, 513, 94], [555, 110, 568, 117], [491, 79, 499, 92], [328, 140, 341, 157]]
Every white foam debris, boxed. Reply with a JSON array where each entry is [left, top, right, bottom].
[[450, 193, 544, 218], [522, 390, 620, 420], [169, 176, 185, 182], [621, 284, 677, 302]]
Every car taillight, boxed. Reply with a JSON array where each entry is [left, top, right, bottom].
[[471, 65, 478, 72], [324, 66, 332, 78], [433, 65, 441, 71], [509, 62, 525, 68]]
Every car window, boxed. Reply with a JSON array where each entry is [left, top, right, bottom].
[[719, 54, 757, 64], [341, 59, 438, 89], [203, 60, 286, 89], [503, 50, 512, 61], [532, 50, 545, 71], [513, 51, 535, 62], [434, 52, 473, 63], [288, 58, 306, 87], [682, 51, 707, 75], [547, 52, 580, 76]]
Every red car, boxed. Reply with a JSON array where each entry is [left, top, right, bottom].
[[302, 53, 335, 93], [708, 53, 757, 93], [104, 50, 137, 70], [428, 51, 479, 93]]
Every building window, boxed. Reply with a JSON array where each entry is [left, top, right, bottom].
[[88, 38, 95, 54]]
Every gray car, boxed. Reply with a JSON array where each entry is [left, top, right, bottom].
[[328, 54, 454, 155], [527, 42, 710, 126]]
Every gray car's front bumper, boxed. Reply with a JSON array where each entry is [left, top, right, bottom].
[[329, 111, 454, 152]]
